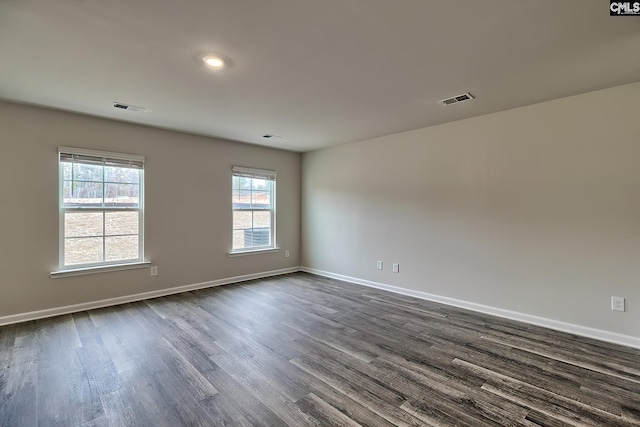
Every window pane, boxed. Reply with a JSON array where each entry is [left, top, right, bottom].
[[253, 211, 271, 228], [105, 166, 140, 184], [232, 176, 240, 189], [233, 230, 246, 249], [105, 212, 138, 236], [65, 237, 103, 265], [62, 162, 72, 180], [247, 228, 270, 247], [252, 179, 269, 190], [251, 191, 271, 209], [233, 190, 251, 209], [73, 163, 103, 182], [104, 183, 139, 206], [65, 212, 103, 237], [238, 177, 251, 190], [105, 236, 138, 261], [63, 181, 72, 200], [233, 211, 252, 230], [64, 181, 103, 206]]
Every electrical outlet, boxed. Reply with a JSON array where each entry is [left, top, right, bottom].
[[392, 263, 399, 273], [285, 250, 290, 258], [150, 266, 158, 277], [611, 296, 625, 312], [377, 261, 383, 270]]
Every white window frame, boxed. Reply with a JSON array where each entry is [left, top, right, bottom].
[[55, 146, 146, 273], [230, 166, 277, 255]]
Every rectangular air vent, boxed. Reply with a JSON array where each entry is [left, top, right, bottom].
[[440, 92, 474, 106], [113, 102, 146, 113]]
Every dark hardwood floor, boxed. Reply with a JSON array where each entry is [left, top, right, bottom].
[[1, 272, 639, 426]]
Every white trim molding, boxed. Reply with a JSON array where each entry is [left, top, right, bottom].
[[228, 248, 280, 257], [51, 261, 151, 278], [300, 267, 640, 350], [0, 267, 300, 326]]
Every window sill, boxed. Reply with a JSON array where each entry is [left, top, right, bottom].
[[228, 248, 280, 257], [50, 261, 151, 279]]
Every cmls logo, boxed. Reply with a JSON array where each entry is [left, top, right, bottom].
[[610, 1, 640, 15]]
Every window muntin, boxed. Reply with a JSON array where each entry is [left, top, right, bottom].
[[59, 148, 144, 269], [232, 167, 276, 252]]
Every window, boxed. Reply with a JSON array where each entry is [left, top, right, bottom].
[[232, 166, 276, 252], [58, 147, 144, 270]]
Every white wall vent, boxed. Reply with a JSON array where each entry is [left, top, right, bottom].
[[113, 102, 146, 112], [439, 93, 474, 106]]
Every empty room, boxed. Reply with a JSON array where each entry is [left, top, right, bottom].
[[1, 1, 639, 426]]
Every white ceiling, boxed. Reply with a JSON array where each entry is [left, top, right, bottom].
[[1, 0, 639, 152]]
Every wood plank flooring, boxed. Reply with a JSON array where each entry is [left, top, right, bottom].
[[1, 272, 639, 426]]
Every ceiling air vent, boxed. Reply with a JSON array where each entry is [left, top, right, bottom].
[[439, 92, 474, 106], [113, 102, 146, 113]]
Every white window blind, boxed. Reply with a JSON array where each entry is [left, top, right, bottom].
[[59, 153, 144, 169], [231, 166, 276, 181]]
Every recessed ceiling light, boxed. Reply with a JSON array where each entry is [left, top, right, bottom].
[[203, 56, 225, 69]]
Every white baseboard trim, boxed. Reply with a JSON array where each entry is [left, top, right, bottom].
[[0, 267, 301, 326], [301, 267, 640, 350]]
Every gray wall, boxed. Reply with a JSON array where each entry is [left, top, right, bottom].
[[302, 82, 640, 338], [0, 101, 301, 317]]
